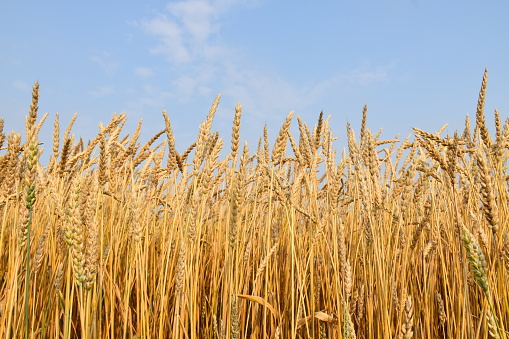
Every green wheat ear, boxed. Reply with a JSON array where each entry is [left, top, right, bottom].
[[461, 226, 503, 338], [461, 225, 489, 295]]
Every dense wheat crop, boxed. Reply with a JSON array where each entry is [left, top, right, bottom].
[[1, 69, 508, 338]]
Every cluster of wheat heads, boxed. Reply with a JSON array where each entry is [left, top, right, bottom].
[[0, 69, 509, 338]]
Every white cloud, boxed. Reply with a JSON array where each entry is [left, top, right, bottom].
[[135, 67, 155, 77], [13, 80, 31, 91], [221, 67, 305, 119], [352, 65, 391, 86], [139, 0, 243, 64], [90, 53, 119, 76], [301, 64, 395, 104], [89, 86, 114, 97], [142, 14, 191, 63], [137, 1, 395, 126], [167, 0, 219, 43]]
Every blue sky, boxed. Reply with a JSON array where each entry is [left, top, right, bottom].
[[1, 0, 508, 157]]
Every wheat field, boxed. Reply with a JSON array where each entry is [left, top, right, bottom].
[[0, 69, 508, 338]]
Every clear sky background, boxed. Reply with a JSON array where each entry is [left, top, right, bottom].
[[1, 0, 508, 158]]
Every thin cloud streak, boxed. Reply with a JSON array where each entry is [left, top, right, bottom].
[[135, 67, 155, 78], [90, 53, 119, 76], [136, 0, 396, 126], [13, 80, 31, 91], [89, 86, 114, 97]]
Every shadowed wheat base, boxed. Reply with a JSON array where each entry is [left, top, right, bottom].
[[1, 69, 509, 338]]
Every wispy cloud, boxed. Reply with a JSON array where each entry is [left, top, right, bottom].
[[221, 67, 305, 120], [138, 1, 297, 110], [137, 0, 395, 124], [13, 80, 31, 91], [90, 53, 119, 76], [142, 15, 191, 63], [134, 67, 155, 77], [89, 86, 114, 97], [166, 0, 219, 43], [307, 64, 394, 98], [140, 0, 239, 64], [350, 64, 392, 86]]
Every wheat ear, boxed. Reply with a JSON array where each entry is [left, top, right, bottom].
[[476, 68, 492, 149]]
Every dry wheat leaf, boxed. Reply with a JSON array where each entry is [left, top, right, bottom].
[[297, 311, 337, 328], [236, 294, 278, 318]]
